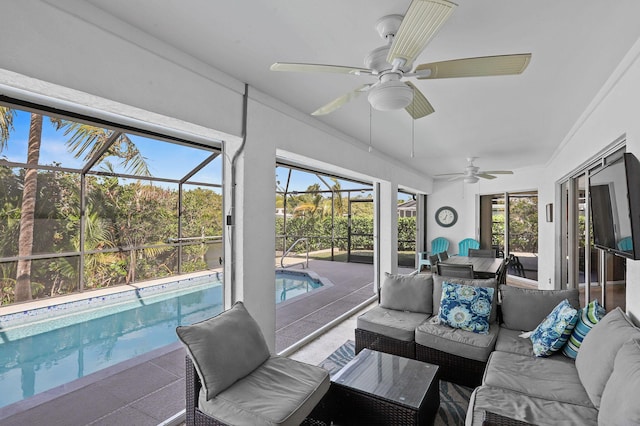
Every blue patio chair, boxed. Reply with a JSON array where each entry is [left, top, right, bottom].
[[618, 236, 633, 251], [418, 237, 450, 271], [458, 238, 480, 256]]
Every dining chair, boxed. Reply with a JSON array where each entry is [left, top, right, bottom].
[[437, 263, 475, 278], [426, 254, 440, 272], [417, 237, 451, 271], [496, 257, 510, 285], [468, 248, 496, 258], [458, 238, 480, 256]]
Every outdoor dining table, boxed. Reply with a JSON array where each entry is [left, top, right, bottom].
[[440, 255, 503, 279]]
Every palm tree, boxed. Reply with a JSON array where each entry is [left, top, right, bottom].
[[15, 113, 42, 301]]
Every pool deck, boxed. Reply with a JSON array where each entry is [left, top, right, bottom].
[[0, 259, 406, 425]]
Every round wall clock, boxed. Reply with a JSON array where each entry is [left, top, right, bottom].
[[435, 206, 458, 227]]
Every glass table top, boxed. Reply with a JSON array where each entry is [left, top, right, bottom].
[[331, 349, 439, 409]]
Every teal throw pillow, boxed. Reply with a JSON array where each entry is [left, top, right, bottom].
[[562, 299, 606, 359], [530, 299, 578, 357], [438, 281, 494, 334]]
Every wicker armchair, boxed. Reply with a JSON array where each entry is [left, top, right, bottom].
[[178, 302, 331, 426], [185, 356, 331, 426]]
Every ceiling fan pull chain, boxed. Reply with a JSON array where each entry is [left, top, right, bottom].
[[410, 87, 415, 158], [369, 104, 373, 153]]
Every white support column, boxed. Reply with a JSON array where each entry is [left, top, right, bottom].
[[376, 181, 398, 286], [224, 104, 277, 352]]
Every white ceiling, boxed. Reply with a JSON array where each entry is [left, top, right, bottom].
[[84, 0, 640, 177]]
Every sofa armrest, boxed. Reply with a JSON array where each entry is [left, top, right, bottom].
[[482, 411, 534, 426]]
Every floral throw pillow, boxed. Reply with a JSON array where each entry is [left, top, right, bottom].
[[530, 299, 578, 357], [438, 282, 494, 334]]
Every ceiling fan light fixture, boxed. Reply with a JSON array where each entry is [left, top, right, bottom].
[[368, 80, 413, 110], [464, 176, 479, 184]]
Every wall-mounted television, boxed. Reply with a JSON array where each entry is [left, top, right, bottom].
[[589, 151, 640, 260]]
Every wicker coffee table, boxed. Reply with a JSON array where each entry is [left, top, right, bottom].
[[329, 348, 440, 425]]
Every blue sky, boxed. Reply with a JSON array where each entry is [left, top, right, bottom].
[[3, 108, 411, 201], [1, 109, 222, 187]]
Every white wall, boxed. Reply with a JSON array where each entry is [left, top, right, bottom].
[[428, 167, 543, 256], [0, 1, 434, 349], [542, 38, 640, 324]]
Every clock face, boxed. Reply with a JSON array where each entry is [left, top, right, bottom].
[[435, 206, 458, 227]]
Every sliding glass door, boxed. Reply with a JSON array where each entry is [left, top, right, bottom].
[[559, 148, 626, 310], [479, 191, 538, 281]]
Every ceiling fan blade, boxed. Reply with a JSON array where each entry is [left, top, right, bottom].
[[270, 62, 373, 76], [447, 176, 465, 182], [477, 173, 497, 180], [415, 54, 532, 79], [387, 0, 456, 67], [479, 170, 514, 175], [404, 82, 434, 119], [435, 172, 464, 177], [311, 84, 372, 116]]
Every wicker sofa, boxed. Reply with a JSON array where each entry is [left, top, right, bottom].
[[355, 273, 640, 425], [468, 297, 640, 425]]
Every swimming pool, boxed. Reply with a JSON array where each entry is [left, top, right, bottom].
[[0, 269, 327, 409], [0, 277, 224, 409], [275, 270, 325, 304]]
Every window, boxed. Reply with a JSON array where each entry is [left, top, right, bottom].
[[0, 103, 222, 305]]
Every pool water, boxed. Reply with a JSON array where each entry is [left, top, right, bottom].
[[275, 270, 324, 304], [0, 270, 325, 409], [0, 282, 223, 409]]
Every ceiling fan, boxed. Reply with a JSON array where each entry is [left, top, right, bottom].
[[435, 157, 514, 183], [270, 0, 531, 119]]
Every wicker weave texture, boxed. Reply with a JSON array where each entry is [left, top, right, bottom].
[[330, 382, 437, 426], [482, 411, 535, 426], [355, 328, 416, 359], [415, 344, 485, 388]]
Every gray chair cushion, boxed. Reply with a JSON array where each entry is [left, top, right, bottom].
[[598, 339, 640, 425], [483, 351, 592, 407], [380, 272, 433, 314], [176, 301, 270, 399], [465, 385, 598, 426], [576, 307, 640, 408], [357, 306, 429, 341], [499, 285, 580, 331], [433, 275, 498, 323], [415, 316, 498, 362], [198, 355, 330, 426]]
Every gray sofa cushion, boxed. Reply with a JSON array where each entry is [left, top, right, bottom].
[[499, 285, 580, 331], [380, 272, 433, 314], [598, 339, 640, 425], [415, 316, 499, 362], [198, 355, 330, 426], [494, 327, 535, 356], [176, 301, 270, 399], [494, 326, 575, 361], [575, 307, 640, 408], [483, 351, 592, 407], [432, 275, 498, 323], [357, 306, 429, 341], [465, 385, 598, 426]]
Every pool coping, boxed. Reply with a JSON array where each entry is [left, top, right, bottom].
[[0, 269, 223, 329]]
